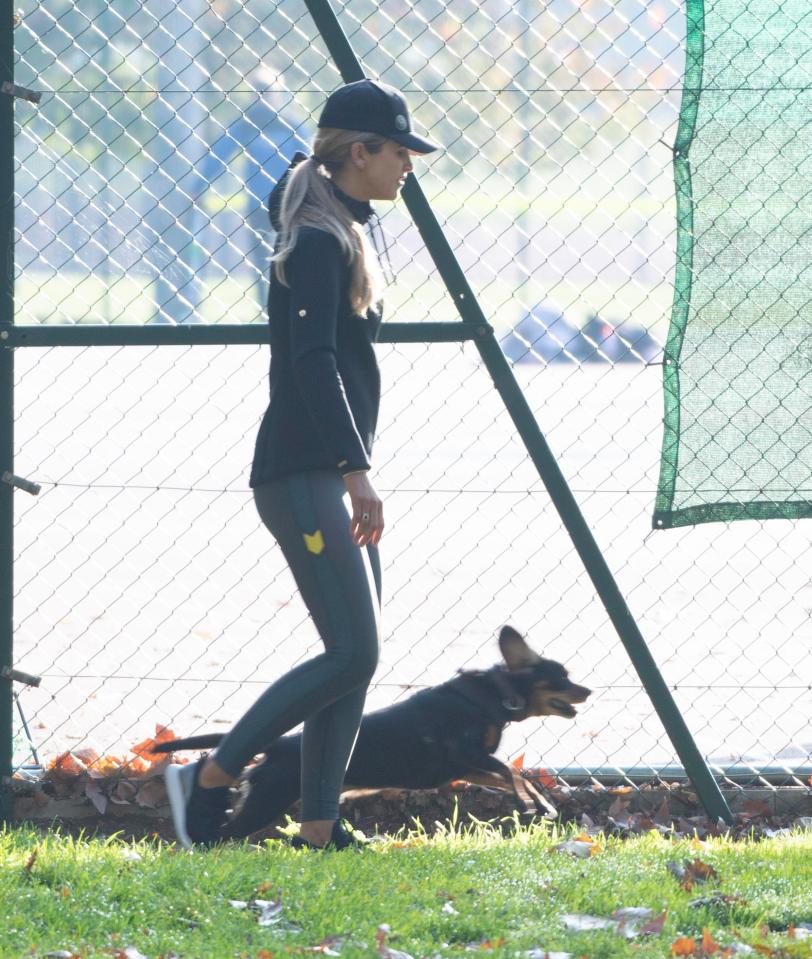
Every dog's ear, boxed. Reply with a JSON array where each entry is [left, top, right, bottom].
[[499, 625, 542, 670]]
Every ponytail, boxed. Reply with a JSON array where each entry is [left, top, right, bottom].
[[272, 129, 385, 313]]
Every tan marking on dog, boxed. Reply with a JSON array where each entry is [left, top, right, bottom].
[[483, 725, 500, 750], [529, 681, 592, 718]]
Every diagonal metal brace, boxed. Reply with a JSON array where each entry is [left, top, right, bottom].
[[303, 0, 734, 825]]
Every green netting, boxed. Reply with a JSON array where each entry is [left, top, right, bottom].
[[654, 0, 812, 529]]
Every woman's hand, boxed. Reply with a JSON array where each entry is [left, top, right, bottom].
[[343, 471, 384, 547]]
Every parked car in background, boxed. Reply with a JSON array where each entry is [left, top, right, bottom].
[[580, 314, 661, 363], [499, 304, 662, 364]]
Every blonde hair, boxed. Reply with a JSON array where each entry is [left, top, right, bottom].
[[272, 128, 386, 313]]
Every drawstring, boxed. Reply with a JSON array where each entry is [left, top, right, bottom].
[[368, 211, 396, 285]]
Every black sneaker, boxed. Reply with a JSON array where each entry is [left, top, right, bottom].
[[166, 759, 230, 849], [289, 818, 369, 851]]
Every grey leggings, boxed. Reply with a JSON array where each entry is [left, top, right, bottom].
[[213, 470, 382, 821]]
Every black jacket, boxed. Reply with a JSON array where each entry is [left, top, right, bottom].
[[250, 156, 382, 487]]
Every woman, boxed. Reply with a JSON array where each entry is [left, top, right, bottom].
[[166, 79, 438, 850]]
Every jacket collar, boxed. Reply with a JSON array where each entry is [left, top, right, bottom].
[[267, 152, 376, 228], [330, 181, 375, 225]]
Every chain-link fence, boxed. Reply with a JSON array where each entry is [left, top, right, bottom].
[[3, 0, 811, 811]]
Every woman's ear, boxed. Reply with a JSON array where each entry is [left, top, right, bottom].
[[350, 141, 367, 169]]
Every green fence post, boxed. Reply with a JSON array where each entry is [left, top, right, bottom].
[[0, 0, 15, 824], [304, 0, 734, 824]]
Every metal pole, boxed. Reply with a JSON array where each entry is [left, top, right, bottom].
[[303, 0, 734, 824], [0, 0, 16, 824], [2, 321, 481, 348]]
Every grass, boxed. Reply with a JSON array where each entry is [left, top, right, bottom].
[[15, 255, 674, 336], [2, 818, 811, 959]]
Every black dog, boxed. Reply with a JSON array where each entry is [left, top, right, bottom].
[[154, 626, 591, 838]]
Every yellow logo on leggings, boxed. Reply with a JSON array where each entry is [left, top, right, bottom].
[[303, 530, 325, 555]]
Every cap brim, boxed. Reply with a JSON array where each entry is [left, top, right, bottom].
[[390, 131, 440, 154]]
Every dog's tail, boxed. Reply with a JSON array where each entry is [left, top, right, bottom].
[[151, 734, 225, 753]]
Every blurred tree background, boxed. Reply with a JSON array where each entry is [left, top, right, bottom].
[[14, 0, 682, 336]]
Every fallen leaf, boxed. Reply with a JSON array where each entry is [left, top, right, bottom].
[[252, 898, 284, 927], [526, 767, 558, 789], [44, 752, 86, 778], [554, 839, 600, 859], [686, 860, 719, 886], [668, 858, 719, 890], [671, 936, 697, 955], [561, 913, 614, 932], [611, 907, 668, 940], [667, 862, 686, 881], [737, 799, 771, 820], [95, 754, 128, 775], [304, 935, 345, 955], [376, 924, 415, 959], [72, 747, 101, 770], [123, 756, 150, 777], [110, 781, 137, 805], [612, 907, 655, 921], [701, 927, 720, 954], [639, 911, 669, 936], [654, 796, 673, 828], [607, 796, 631, 823], [85, 781, 108, 815], [130, 725, 178, 765], [24, 848, 38, 875], [135, 779, 166, 809]]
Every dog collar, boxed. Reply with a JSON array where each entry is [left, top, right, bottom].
[[487, 666, 527, 715], [451, 667, 527, 721]]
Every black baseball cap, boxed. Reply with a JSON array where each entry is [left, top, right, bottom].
[[318, 79, 439, 154]]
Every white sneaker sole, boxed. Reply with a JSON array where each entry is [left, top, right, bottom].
[[165, 762, 197, 850]]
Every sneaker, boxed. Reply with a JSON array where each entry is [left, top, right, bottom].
[[289, 818, 370, 851], [166, 759, 230, 850]]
